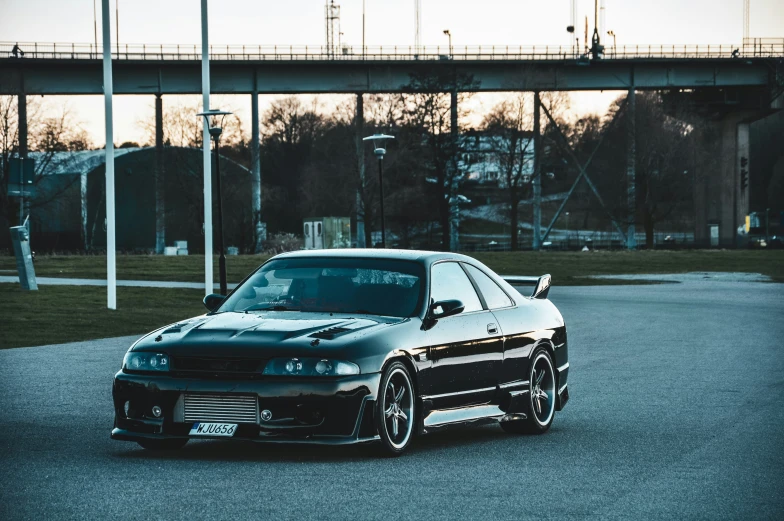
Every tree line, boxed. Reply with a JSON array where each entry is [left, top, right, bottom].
[[1, 79, 718, 252]]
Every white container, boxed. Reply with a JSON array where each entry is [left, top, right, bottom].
[[227, 246, 239, 255], [177, 248, 189, 256], [174, 240, 188, 249], [164, 246, 178, 256]]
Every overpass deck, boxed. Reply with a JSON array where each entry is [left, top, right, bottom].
[[1, 39, 782, 95]]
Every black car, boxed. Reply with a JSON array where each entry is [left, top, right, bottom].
[[112, 250, 569, 456]]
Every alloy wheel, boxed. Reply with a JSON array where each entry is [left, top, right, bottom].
[[382, 368, 414, 449], [530, 352, 556, 426]]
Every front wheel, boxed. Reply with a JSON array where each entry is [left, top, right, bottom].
[[500, 346, 556, 435], [374, 361, 415, 456], [137, 438, 189, 451]]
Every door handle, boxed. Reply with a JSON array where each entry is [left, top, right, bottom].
[[487, 323, 498, 335]]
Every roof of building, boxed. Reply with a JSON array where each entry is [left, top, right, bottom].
[[26, 146, 249, 176]]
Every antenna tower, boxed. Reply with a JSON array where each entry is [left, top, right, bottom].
[[325, 0, 341, 57], [743, 0, 750, 42], [415, 0, 422, 55]]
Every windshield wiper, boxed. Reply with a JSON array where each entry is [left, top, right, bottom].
[[244, 304, 301, 313]]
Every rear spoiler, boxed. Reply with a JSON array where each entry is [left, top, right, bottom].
[[501, 274, 552, 300]]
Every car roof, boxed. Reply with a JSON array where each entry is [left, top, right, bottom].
[[272, 248, 481, 266]]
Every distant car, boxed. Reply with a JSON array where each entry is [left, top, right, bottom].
[[111, 250, 570, 456]]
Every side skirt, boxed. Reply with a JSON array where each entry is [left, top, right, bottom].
[[419, 404, 527, 434]]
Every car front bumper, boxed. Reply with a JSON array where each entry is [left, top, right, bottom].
[[111, 371, 382, 445]]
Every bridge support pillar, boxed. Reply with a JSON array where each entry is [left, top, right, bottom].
[[155, 93, 165, 254], [626, 87, 637, 249], [355, 93, 366, 248], [532, 91, 542, 251], [449, 88, 459, 252], [251, 86, 265, 252]]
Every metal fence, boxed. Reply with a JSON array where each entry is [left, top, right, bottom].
[[2, 39, 783, 62]]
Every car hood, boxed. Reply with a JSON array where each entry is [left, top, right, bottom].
[[131, 311, 405, 358]]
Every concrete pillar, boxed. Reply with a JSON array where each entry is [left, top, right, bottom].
[[449, 88, 460, 252], [18, 94, 28, 226], [251, 85, 265, 252], [355, 93, 366, 248], [155, 93, 165, 254], [532, 92, 542, 250], [626, 87, 637, 249]]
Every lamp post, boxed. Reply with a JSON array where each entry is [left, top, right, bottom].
[[607, 30, 616, 56], [197, 109, 233, 295], [443, 29, 452, 57], [362, 133, 394, 248]]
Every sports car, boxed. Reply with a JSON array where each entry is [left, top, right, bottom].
[[111, 249, 569, 456]]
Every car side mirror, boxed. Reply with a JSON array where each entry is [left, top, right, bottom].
[[429, 299, 465, 319], [203, 293, 226, 312]]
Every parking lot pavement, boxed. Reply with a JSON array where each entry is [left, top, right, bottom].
[[1, 281, 783, 520]]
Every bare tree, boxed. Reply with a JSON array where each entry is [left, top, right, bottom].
[[482, 94, 534, 250], [0, 96, 92, 231], [402, 71, 478, 250]]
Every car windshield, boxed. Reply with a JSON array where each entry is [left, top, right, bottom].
[[218, 257, 425, 318]]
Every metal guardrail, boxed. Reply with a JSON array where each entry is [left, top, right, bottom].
[[2, 39, 783, 61]]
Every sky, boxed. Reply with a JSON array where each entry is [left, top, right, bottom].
[[1, 0, 782, 145]]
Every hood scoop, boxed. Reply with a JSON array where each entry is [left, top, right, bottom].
[[309, 324, 355, 340]]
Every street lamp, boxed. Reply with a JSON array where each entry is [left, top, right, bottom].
[[362, 133, 395, 248], [197, 109, 233, 295], [443, 29, 452, 57], [607, 30, 617, 55]]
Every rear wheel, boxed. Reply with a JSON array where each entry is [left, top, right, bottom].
[[137, 438, 189, 451], [500, 346, 556, 435], [374, 361, 415, 456]]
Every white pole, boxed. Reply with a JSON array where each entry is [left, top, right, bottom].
[[201, 0, 213, 295], [102, 0, 117, 309]]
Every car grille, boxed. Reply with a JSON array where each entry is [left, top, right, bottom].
[[181, 393, 259, 424]]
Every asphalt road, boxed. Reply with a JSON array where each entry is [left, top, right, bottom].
[[1, 280, 783, 520]]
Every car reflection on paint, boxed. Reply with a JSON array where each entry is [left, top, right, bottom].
[[111, 249, 569, 456]]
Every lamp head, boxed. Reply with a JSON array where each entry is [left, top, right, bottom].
[[363, 133, 395, 158], [197, 109, 233, 136]]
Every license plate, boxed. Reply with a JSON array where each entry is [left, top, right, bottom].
[[189, 422, 238, 437]]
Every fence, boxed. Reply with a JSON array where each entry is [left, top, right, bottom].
[[2, 39, 783, 62]]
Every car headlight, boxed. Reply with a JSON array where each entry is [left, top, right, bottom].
[[123, 352, 170, 372], [262, 358, 359, 376]]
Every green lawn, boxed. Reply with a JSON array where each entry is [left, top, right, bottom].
[[2, 250, 782, 349], [2, 250, 782, 285], [0, 285, 205, 349]]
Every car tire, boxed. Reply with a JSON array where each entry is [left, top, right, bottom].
[[137, 438, 189, 451], [500, 346, 556, 435], [374, 361, 416, 457]]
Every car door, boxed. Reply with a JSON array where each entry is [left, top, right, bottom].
[[461, 263, 532, 390], [424, 261, 503, 410]]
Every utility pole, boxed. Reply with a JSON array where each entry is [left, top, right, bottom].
[[201, 0, 213, 295], [532, 92, 542, 250], [102, 0, 117, 309], [626, 84, 637, 249]]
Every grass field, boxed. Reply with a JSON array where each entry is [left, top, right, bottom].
[[1, 250, 782, 349], [0, 285, 205, 349], [1, 250, 782, 285]]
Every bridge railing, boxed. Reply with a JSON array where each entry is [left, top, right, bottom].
[[2, 40, 783, 61]]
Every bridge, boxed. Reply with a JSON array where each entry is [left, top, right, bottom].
[[1, 40, 783, 94]]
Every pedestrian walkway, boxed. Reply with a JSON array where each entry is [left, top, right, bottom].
[[0, 275, 238, 290]]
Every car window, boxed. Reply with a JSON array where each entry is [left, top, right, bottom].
[[463, 264, 513, 309], [430, 262, 483, 313], [219, 258, 424, 318]]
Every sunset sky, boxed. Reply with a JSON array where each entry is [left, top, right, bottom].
[[1, 0, 782, 145]]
